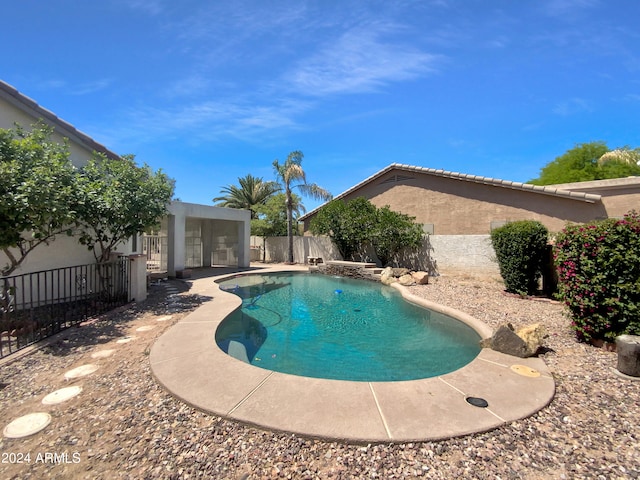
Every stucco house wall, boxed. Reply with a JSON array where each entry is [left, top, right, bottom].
[[0, 81, 119, 168], [299, 163, 640, 274], [1, 81, 253, 278], [549, 177, 640, 219], [336, 170, 607, 235], [301, 164, 613, 235], [0, 81, 138, 276]]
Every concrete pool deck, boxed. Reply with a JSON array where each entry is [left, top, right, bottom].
[[149, 265, 555, 443]]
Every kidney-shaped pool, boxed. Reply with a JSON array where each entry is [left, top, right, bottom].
[[215, 272, 482, 382]]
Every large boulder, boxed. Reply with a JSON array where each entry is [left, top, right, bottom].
[[412, 271, 429, 285], [380, 267, 397, 285], [392, 268, 410, 277], [516, 323, 547, 357], [397, 274, 415, 286], [490, 324, 530, 358], [488, 323, 546, 358]]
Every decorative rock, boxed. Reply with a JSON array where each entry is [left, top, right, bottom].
[[397, 274, 415, 286], [490, 323, 529, 358], [488, 323, 546, 358], [391, 268, 410, 277], [380, 267, 397, 286], [616, 334, 640, 377], [412, 271, 429, 285], [516, 323, 546, 357]]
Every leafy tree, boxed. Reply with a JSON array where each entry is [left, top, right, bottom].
[[529, 142, 640, 185], [251, 193, 305, 238], [0, 124, 78, 275], [310, 197, 377, 261], [251, 193, 304, 262], [311, 197, 424, 265], [598, 147, 640, 178], [75, 153, 174, 263], [273, 151, 332, 263], [372, 206, 424, 266], [213, 174, 280, 219]]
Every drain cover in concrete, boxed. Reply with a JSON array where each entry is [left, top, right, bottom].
[[42, 386, 83, 405], [3, 412, 51, 438], [510, 365, 541, 377], [156, 315, 173, 322], [136, 325, 156, 332], [91, 349, 115, 359], [64, 364, 99, 380], [116, 336, 136, 344]]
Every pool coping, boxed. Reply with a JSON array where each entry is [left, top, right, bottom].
[[149, 266, 555, 443]]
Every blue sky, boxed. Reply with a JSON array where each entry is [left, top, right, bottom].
[[2, 0, 639, 211]]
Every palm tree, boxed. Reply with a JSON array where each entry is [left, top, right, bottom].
[[272, 151, 332, 263], [213, 174, 280, 219]]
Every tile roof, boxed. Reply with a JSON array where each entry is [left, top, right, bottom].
[[0, 80, 120, 160], [299, 163, 602, 220]]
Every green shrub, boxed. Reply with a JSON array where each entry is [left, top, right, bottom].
[[554, 211, 640, 342], [490, 220, 549, 295]]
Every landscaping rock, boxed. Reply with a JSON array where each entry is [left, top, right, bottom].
[[490, 323, 530, 358], [380, 267, 397, 285], [412, 271, 429, 285], [516, 323, 547, 357], [397, 274, 415, 286], [391, 267, 410, 277]]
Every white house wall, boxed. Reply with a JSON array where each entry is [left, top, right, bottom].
[[0, 95, 98, 168], [0, 232, 137, 277], [165, 201, 251, 276]]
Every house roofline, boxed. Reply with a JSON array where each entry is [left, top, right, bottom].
[[547, 176, 640, 192], [298, 163, 602, 221], [0, 80, 120, 160]]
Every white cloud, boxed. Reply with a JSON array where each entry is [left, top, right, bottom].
[[289, 25, 440, 96], [35, 78, 112, 96], [552, 97, 592, 116], [124, 0, 164, 15], [542, 0, 599, 17], [100, 95, 312, 148], [69, 79, 113, 96], [161, 75, 211, 99]]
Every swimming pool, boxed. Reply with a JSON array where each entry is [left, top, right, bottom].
[[215, 272, 481, 381]]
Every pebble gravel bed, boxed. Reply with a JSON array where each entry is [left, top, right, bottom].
[[0, 273, 638, 479]]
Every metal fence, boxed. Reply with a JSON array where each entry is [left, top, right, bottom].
[[0, 257, 130, 359]]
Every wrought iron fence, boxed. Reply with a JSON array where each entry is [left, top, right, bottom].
[[0, 257, 130, 359]]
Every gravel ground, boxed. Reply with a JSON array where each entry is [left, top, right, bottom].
[[0, 271, 638, 479]]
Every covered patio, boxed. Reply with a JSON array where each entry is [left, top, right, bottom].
[[147, 201, 251, 277]]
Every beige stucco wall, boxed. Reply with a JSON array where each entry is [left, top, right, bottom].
[[599, 188, 640, 218], [304, 170, 608, 235], [0, 93, 137, 276], [0, 97, 97, 168], [0, 233, 136, 276]]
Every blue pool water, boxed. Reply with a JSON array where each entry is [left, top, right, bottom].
[[215, 272, 481, 382]]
